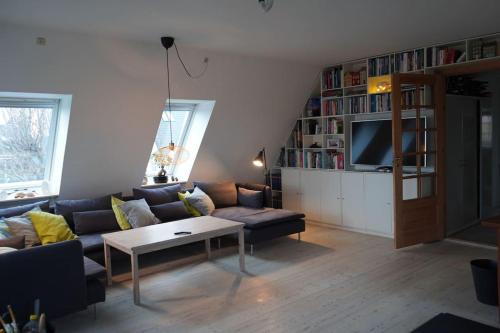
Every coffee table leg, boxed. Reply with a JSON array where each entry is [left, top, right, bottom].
[[205, 238, 211, 259], [238, 229, 245, 272], [104, 240, 112, 286], [131, 252, 140, 305]]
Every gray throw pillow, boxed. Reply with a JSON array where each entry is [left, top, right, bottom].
[[186, 187, 215, 216], [193, 181, 237, 208], [238, 187, 264, 208], [119, 199, 160, 229]]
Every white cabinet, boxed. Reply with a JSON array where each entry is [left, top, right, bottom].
[[320, 172, 342, 225], [340, 172, 365, 230], [364, 173, 393, 235], [282, 168, 302, 212], [282, 168, 394, 237], [301, 170, 323, 222]]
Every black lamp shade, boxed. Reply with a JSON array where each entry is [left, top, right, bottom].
[[253, 148, 266, 168]]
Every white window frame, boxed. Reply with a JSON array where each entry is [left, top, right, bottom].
[[167, 102, 196, 176], [147, 102, 197, 177], [0, 97, 61, 190]]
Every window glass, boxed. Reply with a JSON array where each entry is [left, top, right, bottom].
[[0, 103, 57, 186], [145, 103, 195, 178]]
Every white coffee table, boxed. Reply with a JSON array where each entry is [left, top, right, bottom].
[[102, 216, 245, 305]]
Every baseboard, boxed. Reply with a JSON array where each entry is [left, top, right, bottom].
[[306, 220, 393, 239], [445, 238, 497, 251], [447, 219, 481, 237]]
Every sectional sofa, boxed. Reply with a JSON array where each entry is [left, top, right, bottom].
[[0, 181, 305, 321], [74, 182, 305, 263]]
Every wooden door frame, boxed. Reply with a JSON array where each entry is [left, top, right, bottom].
[[433, 58, 500, 238], [392, 59, 500, 247]]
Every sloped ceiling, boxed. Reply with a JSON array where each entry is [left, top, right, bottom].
[[0, 23, 319, 198], [1, 0, 500, 65]]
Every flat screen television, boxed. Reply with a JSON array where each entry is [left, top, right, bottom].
[[350, 118, 426, 167]]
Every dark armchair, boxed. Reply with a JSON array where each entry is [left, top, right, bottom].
[[0, 240, 104, 321]]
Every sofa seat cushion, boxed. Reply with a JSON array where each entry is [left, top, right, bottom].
[[83, 256, 106, 280], [78, 233, 105, 254], [211, 207, 305, 230]]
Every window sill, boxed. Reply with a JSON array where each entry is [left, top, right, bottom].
[[141, 181, 187, 189], [0, 194, 58, 205]]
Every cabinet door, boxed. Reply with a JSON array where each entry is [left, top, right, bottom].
[[301, 170, 323, 221], [341, 173, 365, 230], [282, 168, 302, 212], [320, 172, 342, 225], [364, 173, 393, 235]]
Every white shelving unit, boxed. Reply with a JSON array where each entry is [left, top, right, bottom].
[[281, 32, 500, 172], [280, 32, 500, 238]]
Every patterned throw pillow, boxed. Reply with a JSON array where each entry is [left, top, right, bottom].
[[4, 207, 42, 247], [0, 219, 12, 239]]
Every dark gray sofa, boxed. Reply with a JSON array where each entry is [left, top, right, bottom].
[[76, 182, 305, 262], [190, 182, 305, 254], [0, 240, 105, 322]]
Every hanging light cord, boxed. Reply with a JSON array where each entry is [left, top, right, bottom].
[[173, 41, 208, 79], [165, 48, 173, 146]]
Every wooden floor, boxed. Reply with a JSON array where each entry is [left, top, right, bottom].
[[55, 224, 500, 332]]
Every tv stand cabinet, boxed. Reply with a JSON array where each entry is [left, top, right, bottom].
[[282, 168, 422, 238]]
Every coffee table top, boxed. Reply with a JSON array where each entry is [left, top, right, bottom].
[[101, 216, 244, 254]]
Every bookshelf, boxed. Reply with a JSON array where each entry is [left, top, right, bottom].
[[278, 32, 500, 172], [266, 167, 282, 209]]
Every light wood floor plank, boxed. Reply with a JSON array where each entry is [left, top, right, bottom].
[[54, 224, 499, 332]]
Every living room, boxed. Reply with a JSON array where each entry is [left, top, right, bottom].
[[2, 1, 500, 332]]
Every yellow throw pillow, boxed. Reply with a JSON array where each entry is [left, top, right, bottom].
[[178, 192, 201, 217], [28, 211, 78, 245], [112, 196, 131, 230]]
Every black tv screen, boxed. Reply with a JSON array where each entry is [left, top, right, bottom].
[[351, 118, 425, 166]]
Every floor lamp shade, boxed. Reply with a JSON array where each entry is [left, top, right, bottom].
[[253, 148, 267, 169]]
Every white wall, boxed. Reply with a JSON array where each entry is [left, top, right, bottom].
[[0, 23, 319, 199]]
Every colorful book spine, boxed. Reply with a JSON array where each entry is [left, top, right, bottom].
[[322, 99, 343, 116]]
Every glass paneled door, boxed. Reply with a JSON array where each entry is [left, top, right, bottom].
[[391, 73, 446, 249]]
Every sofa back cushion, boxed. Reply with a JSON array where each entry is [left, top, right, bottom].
[[150, 201, 192, 222], [0, 200, 50, 218], [193, 181, 237, 208], [132, 184, 182, 206], [237, 183, 272, 208], [55, 193, 121, 231], [237, 187, 264, 209], [73, 209, 120, 235]]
